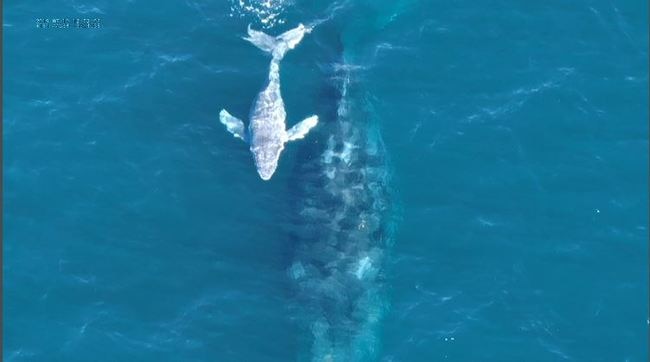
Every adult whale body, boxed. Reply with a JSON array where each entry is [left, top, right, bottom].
[[219, 24, 319, 180], [288, 59, 394, 360]]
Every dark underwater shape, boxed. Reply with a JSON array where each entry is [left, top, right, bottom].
[[288, 58, 395, 362]]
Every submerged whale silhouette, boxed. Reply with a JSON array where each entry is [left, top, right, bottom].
[[289, 64, 394, 360], [219, 24, 319, 180]]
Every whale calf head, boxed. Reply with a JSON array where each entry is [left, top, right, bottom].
[[251, 143, 285, 180]]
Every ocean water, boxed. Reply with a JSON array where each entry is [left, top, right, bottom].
[[3, 0, 648, 361]]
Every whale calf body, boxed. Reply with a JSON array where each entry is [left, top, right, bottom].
[[220, 24, 318, 180]]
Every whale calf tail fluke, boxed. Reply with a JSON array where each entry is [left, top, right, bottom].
[[244, 23, 311, 61]]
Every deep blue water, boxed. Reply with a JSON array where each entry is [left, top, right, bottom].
[[3, 0, 648, 361]]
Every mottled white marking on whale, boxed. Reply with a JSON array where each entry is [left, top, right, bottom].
[[219, 24, 319, 180]]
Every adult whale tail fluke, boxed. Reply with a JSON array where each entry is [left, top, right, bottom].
[[244, 23, 312, 61]]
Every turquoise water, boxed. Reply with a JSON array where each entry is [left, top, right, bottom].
[[3, 0, 648, 361]]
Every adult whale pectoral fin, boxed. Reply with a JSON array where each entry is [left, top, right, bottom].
[[286, 115, 319, 142], [219, 109, 247, 142]]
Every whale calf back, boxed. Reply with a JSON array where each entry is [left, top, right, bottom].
[[219, 24, 318, 180]]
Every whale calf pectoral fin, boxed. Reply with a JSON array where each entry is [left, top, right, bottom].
[[219, 109, 247, 142], [286, 115, 318, 142]]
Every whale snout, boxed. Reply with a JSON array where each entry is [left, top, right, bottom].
[[257, 166, 276, 181], [251, 143, 284, 181]]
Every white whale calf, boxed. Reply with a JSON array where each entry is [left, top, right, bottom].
[[219, 24, 318, 180]]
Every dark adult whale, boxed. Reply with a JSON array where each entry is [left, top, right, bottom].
[[288, 58, 395, 361], [219, 24, 319, 180]]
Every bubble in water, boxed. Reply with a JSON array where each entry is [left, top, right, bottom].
[[229, 0, 290, 28]]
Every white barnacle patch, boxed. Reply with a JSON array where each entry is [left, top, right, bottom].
[[322, 136, 336, 164], [340, 141, 357, 165], [324, 166, 336, 180], [289, 262, 306, 280], [355, 256, 373, 280], [321, 136, 358, 168], [358, 218, 367, 230]]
